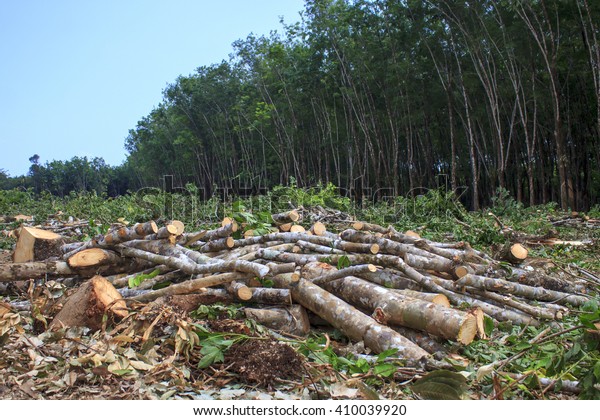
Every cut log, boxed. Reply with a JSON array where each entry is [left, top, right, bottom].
[[50, 275, 128, 331], [501, 243, 529, 264], [244, 305, 311, 336], [103, 221, 158, 244], [310, 222, 327, 236], [129, 272, 255, 303], [310, 264, 378, 286], [67, 248, 124, 268], [13, 227, 63, 263], [0, 258, 154, 282], [392, 326, 447, 357], [392, 290, 450, 307], [147, 224, 179, 241], [289, 224, 306, 233], [453, 265, 475, 279], [197, 237, 235, 253], [360, 269, 420, 290], [245, 287, 293, 305], [170, 220, 185, 236], [0, 260, 73, 281], [143, 287, 293, 309], [404, 253, 454, 273], [202, 223, 238, 242], [226, 281, 253, 301], [302, 262, 477, 345], [272, 210, 301, 225], [351, 221, 389, 234], [221, 217, 236, 227], [279, 223, 293, 232], [272, 274, 430, 360], [457, 274, 588, 307]]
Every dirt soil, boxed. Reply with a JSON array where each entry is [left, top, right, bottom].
[[226, 339, 303, 388]]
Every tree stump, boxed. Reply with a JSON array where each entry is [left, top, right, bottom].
[[13, 227, 63, 263], [50, 275, 128, 331]]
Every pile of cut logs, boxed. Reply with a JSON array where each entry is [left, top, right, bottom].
[[0, 209, 591, 362]]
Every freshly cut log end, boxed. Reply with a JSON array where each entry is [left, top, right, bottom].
[[170, 220, 185, 235], [227, 281, 253, 301], [404, 230, 421, 239], [453, 265, 474, 279], [50, 275, 128, 331], [272, 210, 301, 225], [503, 243, 529, 264], [392, 289, 450, 308], [279, 223, 293, 232], [470, 307, 487, 339], [456, 315, 478, 345], [290, 225, 306, 233], [352, 221, 365, 230], [165, 224, 179, 235], [310, 222, 327, 236], [244, 230, 255, 238], [221, 217, 237, 229], [67, 248, 120, 268], [369, 244, 380, 254], [134, 221, 158, 236], [13, 226, 63, 263]]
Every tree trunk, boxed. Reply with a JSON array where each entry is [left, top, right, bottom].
[[272, 266, 430, 360], [304, 262, 477, 345]]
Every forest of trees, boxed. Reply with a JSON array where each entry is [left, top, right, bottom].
[[3, 0, 600, 210]]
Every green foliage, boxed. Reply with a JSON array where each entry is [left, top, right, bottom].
[[297, 336, 400, 382], [228, 200, 276, 236], [193, 324, 252, 369], [411, 370, 470, 400], [128, 269, 161, 289], [463, 301, 600, 399], [190, 304, 243, 321], [269, 181, 352, 213], [336, 255, 351, 270]]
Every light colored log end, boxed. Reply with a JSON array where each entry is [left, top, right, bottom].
[[352, 221, 365, 230], [279, 223, 293, 232], [456, 313, 478, 345], [290, 224, 306, 233], [311, 222, 327, 236]]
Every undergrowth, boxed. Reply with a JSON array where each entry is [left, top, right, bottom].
[[1, 185, 599, 398]]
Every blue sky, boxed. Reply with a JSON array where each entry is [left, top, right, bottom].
[[0, 0, 305, 177]]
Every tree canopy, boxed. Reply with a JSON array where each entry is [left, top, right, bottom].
[[4, 0, 600, 210]]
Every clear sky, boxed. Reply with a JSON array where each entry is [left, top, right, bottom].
[[0, 0, 305, 177]]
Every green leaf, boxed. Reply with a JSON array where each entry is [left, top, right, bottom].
[[373, 363, 396, 377], [128, 268, 161, 288], [376, 348, 398, 362], [111, 369, 133, 376], [411, 370, 469, 400], [337, 255, 351, 270], [484, 316, 494, 337], [260, 278, 275, 288], [593, 361, 600, 381], [198, 346, 224, 368]]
